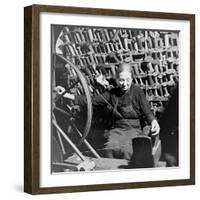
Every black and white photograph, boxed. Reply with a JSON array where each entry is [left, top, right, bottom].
[[24, 5, 195, 194], [51, 25, 179, 173]]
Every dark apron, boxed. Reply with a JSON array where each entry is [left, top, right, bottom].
[[104, 97, 147, 160]]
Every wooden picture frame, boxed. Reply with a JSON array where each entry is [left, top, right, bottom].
[[24, 4, 195, 194]]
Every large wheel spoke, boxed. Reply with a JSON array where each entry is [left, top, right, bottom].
[[66, 80, 79, 91]]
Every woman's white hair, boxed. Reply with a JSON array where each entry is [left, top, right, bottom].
[[116, 63, 134, 78]]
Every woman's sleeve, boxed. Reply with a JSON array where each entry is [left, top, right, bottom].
[[74, 91, 110, 107], [138, 88, 155, 124]]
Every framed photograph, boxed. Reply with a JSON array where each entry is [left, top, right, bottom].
[[24, 4, 195, 194]]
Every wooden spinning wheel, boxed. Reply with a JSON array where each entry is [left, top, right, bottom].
[[53, 54, 93, 147]]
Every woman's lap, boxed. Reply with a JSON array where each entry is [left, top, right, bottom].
[[104, 127, 142, 160]]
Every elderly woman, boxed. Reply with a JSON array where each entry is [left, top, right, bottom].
[[55, 63, 160, 161]]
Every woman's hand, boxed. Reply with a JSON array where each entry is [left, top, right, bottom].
[[54, 86, 75, 100], [151, 119, 160, 136], [96, 74, 109, 88]]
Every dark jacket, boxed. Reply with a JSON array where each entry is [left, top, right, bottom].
[[76, 84, 155, 125]]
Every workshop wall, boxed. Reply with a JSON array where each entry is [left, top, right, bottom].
[[55, 26, 179, 118]]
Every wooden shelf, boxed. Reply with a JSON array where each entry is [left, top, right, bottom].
[[55, 27, 179, 116]]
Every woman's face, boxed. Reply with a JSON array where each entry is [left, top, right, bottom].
[[117, 71, 133, 91]]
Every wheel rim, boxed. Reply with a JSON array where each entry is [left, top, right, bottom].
[[53, 54, 93, 147]]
